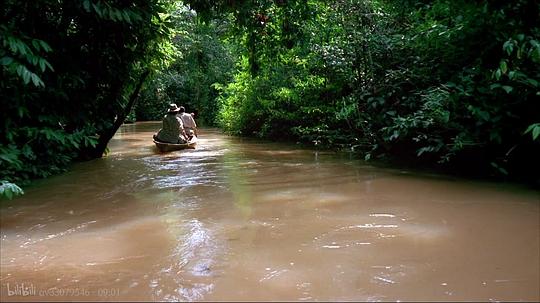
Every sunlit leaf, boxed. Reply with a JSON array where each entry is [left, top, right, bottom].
[[499, 60, 507, 74], [524, 123, 540, 141]]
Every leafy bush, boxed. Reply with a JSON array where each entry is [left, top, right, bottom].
[[1, 0, 175, 196], [0, 181, 24, 200], [206, 0, 540, 180]]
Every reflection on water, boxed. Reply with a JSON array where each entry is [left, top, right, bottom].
[[1, 122, 539, 301]]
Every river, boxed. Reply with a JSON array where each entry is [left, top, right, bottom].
[[1, 122, 539, 301]]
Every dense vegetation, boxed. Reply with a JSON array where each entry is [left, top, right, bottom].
[[183, 0, 540, 181], [1, 0, 539, 199], [134, 6, 235, 125], [1, 0, 176, 198]]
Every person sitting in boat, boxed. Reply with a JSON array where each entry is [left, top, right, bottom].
[[153, 104, 188, 144], [178, 106, 198, 139]]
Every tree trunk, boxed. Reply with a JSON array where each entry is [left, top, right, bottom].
[[90, 70, 150, 158]]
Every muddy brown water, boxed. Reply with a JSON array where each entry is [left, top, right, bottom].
[[1, 122, 539, 302]]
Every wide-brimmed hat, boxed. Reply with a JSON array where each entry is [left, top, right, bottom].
[[168, 103, 180, 113]]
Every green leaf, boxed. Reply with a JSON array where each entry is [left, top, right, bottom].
[[499, 60, 508, 74], [0, 181, 24, 200], [39, 58, 46, 72], [476, 110, 490, 121], [30, 73, 44, 87], [44, 60, 54, 72], [16, 65, 24, 76], [31, 40, 40, 51], [495, 69, 502, 80], [109, 9, 116, 21], [417, 146, 435, 156], [501, 85, 513, 94], [122, 11, 132, 23], [71, 138, 80, 149], [21, 145, 34, 159], [524, 123, 540, 140], [503, 40, 514, 55], [115, 9, 123, 22], [490, 162, 508, 175], [532, 46, 540, 63], [84, 136, 98, 148], [16, 41, 27, 55], [527, 78, 539, 87], [38, 40, 52, 52], [83, 0, 90, 11], [92, 3, 102, 17], [22, 68, 31, 84], [0, 56, 14, 66]]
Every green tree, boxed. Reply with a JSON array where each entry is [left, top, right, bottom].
[[209, 0, 540, 180], [1, 0, 176, 198], [136, 4, 236, 125]]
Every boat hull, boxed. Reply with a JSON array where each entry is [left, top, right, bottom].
[[153, 137, 197, 152]]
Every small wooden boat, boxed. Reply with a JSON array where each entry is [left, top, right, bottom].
[[153, 136, 198, 152]]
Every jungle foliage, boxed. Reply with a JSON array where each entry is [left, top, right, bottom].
[[1, 0, 176, 198], [183, 0, 540, 181], [135, 6, 235, 125]]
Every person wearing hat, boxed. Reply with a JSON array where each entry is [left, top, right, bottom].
[[178, 106, 198, 139], [153, 104, 188, 144]]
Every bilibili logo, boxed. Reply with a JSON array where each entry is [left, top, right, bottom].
[[5, 283, 37, 296]]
